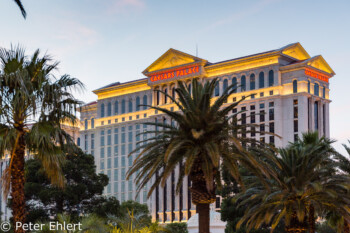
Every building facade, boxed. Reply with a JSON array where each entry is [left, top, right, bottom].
[[78, 42, 334, 223]]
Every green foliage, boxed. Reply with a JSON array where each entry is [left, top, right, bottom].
[[316, 222, 337, 233], [25, 148, 121, 222], [236, 132, 350, 232], [165, 222, 188, 233], [119, 201, 151, 226]]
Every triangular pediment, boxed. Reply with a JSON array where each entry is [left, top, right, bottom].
[[306, 55, 335, 75], [143, 48, 207, 74], [281, 42, 311, 60]]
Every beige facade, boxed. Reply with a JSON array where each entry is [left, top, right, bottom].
[[79, 42, 334, 223]]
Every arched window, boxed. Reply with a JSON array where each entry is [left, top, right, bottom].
[[323, 86, 326, 98], [214, 81, 220, 96], [232, 77, 237, 93], [250, 74, 255, 90], [164, 88, 168, 104], [136, 96, 140, 111], [307, 80, 311, 93], [114, 101, 119, 115], [314, 83, 319, 96], [107, 102, 112, 116], [84, 119, 88, 130], [121, 99, 126, 114], [259, 72, 264, 88], [223, 79, 228, 92], [293, 80, 298, 93], [128, 99, 133, 113], [241, 75, 246, 91], [91, 118, 95, 129], [143, 95, 148, 110], [101, 103, 105, 117], [268, 70, 274, 87]]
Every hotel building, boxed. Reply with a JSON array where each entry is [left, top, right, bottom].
[[78, 42, 335, 223]]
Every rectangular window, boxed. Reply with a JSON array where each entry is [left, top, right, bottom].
[[121, 156, 126, 167], [294, 106, 298, 118], [260, 110, 265, 122], [121, 168, 126, 180], [250, 105, 255, 110], [100, 160, 105, 170], [107, 158, 112, 169], [250, 112, 255, 124], [114, 169, 119, 181], [259, 103, 265, 109], [294, 120, 298, 133], [114, 146, 118, 155], [251, 126, 256, 137], [241, 113, 246, 125], [314, 101, 319, 130], [269, 109, 274, 121], [128, 132, 133, 142], [269, 136, 275, 144], [114, 157, 119, 168], [121, 181, 125, 192], [260, 124, 265, 134], [269, 102, 274, 107], [121, 145, 126, 155], [128, 144, 133, 153], [91, 134, 94, 150], [128, 156, 133, 167], [128, 180, 133, 191], [84, 135, 88, 151], [100, 148, 105, 158], [114, 182, 118, 193], [100, 130, 105, 146], [121, 132, 126, 143], [107, 147, 112, 157], [269, 122, 275, 133]]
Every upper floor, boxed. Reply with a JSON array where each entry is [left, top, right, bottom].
[[79, 42, 334, 131]]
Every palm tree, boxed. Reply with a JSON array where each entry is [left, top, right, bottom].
[[236, 132, 350, 233], [327, 140, 350, 233], [12, 0, 26, 18], [127, 78, 270, 233], [0, 46, 83, 233]]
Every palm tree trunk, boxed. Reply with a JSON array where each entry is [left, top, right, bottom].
[[190, 160, 216, 233], [196, 203, 210, 233], [285, 212, 307, 233], [10, 134, 26, 233], [308, 204, 315, 233]]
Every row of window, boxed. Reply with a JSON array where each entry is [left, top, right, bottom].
[[101, 95, 149, 118], [214, 70, 275, 96], [292, 80, 326, 98]]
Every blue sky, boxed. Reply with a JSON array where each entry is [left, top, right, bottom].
[[1, 0, 350, 152]]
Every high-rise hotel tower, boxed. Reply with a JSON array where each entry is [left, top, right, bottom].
[[78, 42, 335, 223]]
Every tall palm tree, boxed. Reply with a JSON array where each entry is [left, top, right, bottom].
[[127, 78, 270, 233], [12, 0, 26, 18], [0, 45, 83, 233], [236, 132, 350, 233]]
